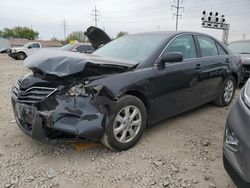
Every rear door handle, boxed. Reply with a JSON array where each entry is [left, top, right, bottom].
[[195, 64, 201, 70], [226, 58, 230, 63]]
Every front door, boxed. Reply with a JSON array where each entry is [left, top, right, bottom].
[[153, 34, 203, 122]]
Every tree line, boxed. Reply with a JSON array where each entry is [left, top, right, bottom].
[[0, 27, 39, 40], [0, 26, 128, 43]]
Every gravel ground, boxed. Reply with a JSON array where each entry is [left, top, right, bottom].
[[0, 54, 237, 188]]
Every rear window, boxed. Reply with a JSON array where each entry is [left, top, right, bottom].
[[197, 36, 219, 57]]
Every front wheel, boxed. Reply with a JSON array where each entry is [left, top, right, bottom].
[[214, 76, 236, 107], [101, 95, 147, 151], [17, 52, 27, 60]]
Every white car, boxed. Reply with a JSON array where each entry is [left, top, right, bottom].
[[9, 42, 42, 60]]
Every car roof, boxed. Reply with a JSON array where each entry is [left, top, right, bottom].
[[132, 31, 210, 37], [229, 40, 250, 44], [131, 31, 227, 48]]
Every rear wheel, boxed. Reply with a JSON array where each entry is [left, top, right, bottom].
[[17, 52, 27, 60], [101, 95, 147, 151], [214, 76, 236, 107]]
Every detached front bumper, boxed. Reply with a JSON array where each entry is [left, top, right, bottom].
[[241, 65, 250, 82], [11, 94, 107, 143], [223, 96, 250, 187]]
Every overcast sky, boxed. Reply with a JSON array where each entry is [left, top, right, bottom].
[[1, 0, 249, 42]]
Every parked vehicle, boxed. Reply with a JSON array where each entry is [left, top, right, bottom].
[[61, 43, 95, 54], [223, 79, 250, 187], [0, 38, 11, 53], [9, 42, 42, 60], [228, 40, 250, 82], [11, 28, 241, 151]]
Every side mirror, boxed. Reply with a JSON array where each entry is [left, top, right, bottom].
[[160, 52, 183, 64], [27, 46, 32, 49]]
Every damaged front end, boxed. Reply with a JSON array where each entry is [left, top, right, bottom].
[[10, 51, 133, 143], [11, 75, 118, 142]]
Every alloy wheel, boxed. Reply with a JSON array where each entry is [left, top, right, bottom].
[[224, 80, 234, 103], [113, 105, 142, 143]]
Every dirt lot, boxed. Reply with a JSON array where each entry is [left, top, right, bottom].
[[0, 54, 237, 188]]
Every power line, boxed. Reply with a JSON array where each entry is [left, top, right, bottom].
[[61, 18, 68, 41], [102, 1, 174, 14], [91, 5, 100, 27], [172, 0, 184, 31]]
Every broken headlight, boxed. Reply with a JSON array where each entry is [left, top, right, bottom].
[[67, 84, 87, 96], [224, 125, 239, 152], [66, 83, 103, 96]]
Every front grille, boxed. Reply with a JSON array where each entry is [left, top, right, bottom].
[[12, 81, 57, 104]]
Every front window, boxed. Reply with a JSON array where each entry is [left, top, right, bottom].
[[30, 43, 40, 48], [93, 35, 166, 63], [163, 34, 197, 60], [229, 41, 250, 54]]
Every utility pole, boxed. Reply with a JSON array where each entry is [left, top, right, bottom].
[[91, 6, 100, 27], [171, 0, 184, 31], [243, 33, 246, 40], [157, 25, 160, 31], [61, 19, 68, 41]]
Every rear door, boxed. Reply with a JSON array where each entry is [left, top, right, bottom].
[[153, 34, 203, 120], [195, 35, 229, 102]]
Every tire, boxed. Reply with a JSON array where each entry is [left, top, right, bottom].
[[214, 76, 236, 107], [17, 52, 27, 60], [101, 95, 147, 151]]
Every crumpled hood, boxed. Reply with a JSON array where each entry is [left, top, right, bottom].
[[24, 50, 134, 77]]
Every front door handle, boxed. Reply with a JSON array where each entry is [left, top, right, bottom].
[[195, 64, 201, 70], [226, 58, 230, 63]]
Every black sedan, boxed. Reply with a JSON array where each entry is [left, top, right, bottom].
[[11, 29, 241, 151], [61, 42, 95, 54], [223, 79, 250, 187]]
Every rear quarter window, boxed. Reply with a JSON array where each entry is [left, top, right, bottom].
[[216, 43, 228, 55], [197, 36, 219, 57]]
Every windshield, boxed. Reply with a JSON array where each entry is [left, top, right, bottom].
[[93, 35, 166, 63], [61, 44, 74, 51], [229, 41, 250, 54]]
